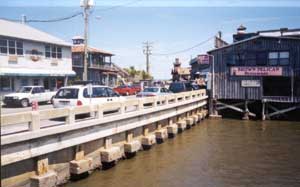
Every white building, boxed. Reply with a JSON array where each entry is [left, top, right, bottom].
[[0, 19, 75, 95]]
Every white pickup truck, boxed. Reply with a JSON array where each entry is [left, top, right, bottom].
[[3, 86, 57, 107]]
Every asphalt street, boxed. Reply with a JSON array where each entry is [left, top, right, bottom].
[[1, 95, 137, 135]]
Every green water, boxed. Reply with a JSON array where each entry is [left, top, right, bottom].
[[66, 119, 300, 187]]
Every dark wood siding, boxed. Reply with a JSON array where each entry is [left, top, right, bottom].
[[209, 37, 300, 101]]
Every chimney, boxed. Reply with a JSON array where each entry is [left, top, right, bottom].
[[174, 58, 181, 67], [21, 15, 26, 24], [72, 36, 85, 45], [237, 24, 247, 34]]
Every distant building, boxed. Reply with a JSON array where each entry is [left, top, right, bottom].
[[171, 58, 191, 81], [0, 19, 75, 95], [71, 36, 120, 87], [206, 26, 300, 119]]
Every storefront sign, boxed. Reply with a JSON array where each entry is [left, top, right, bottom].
[[231, 66, 282, 76], [197, 55, 210, 64], [241, 80, 261, 87]]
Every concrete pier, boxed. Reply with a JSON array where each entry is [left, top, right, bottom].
[[155, 128, 168, 144], [0, 90, 208, 187]]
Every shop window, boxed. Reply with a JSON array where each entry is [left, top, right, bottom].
[[33, 79, 40, 86], [0, 77, 11, 91], [21, 79, 28, 86]]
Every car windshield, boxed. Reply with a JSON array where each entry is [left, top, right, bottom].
[[170, 83, 185, 92], [143, 88, 159, 92], [18, 87, 32, 93], [55, 88, 79, 99]]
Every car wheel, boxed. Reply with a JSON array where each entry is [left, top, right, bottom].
[[20, 99, 29, 108]]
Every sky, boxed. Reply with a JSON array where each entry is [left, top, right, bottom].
[[0, 0, 300, 79]]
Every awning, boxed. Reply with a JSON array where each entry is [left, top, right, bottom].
[[0, 67, 76, 77]]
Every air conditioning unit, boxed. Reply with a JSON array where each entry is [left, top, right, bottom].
[[8, 55, 18, 64], [51, 59, 58, 66]]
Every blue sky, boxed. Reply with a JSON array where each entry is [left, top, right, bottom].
[[2, 0, 300, 7], [0, 1, 300, 79]]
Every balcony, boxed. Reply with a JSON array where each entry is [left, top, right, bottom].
[[89, 63, 118, 72]]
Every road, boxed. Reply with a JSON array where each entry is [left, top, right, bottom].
[[1, 95, 137, 135], [1, 95, 136, 115]]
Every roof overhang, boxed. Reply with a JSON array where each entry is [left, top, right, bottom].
[[0, 67, 76, 77]]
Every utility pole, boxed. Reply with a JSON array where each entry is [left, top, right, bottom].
[[81, 0, 94, 81], [143, 41, 153, 74]]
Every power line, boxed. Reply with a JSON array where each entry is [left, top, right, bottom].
[[0, 12, 83, 23], [26, 12, 83, 23], [152, 36, 215, 56], [93, 0, 143, 12]]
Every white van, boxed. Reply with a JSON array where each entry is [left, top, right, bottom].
[[52, 85, 124, 108]]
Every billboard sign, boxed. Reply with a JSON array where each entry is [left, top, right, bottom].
[[241, 80, 261, 87], [230, 66, 282, 76], [197, 55, 210, 64]]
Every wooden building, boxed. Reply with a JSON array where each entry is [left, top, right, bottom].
[[171, 58, 191, 82], [207, 26, 300, 120], [71, 36, 119, 87]]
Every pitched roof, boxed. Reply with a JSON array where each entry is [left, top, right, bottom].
[[0, 19, 71, 46], [72, 45, 114, 56], [208, 35, 300, 53]]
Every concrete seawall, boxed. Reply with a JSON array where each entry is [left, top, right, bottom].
[[1, 90, 208, 187]]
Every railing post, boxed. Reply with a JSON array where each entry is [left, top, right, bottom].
[[120, 103, 125, 114], [138, 99, 144, 110], [66, 107, 75, 124], [153, 98, 158, 107], [96, 104, 103, 119], [29, 111, 40, 131]]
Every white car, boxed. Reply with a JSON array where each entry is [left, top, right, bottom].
[[136, 87, 173, 97], [52, 85, 125, 108], [3, 86, 56, 107]]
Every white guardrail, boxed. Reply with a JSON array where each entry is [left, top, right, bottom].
[[1, 90, 207, 166], [1, 90, 207, 139]]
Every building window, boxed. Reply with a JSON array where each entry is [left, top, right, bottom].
[[268, 51, 289, 65], [279, 52, 289, 65], [0, 39, 23, 55], [45, 45, 62, 59], [0, 39, 7, 54]]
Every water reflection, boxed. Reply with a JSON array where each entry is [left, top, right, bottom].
[[66, 119, 300, 187]]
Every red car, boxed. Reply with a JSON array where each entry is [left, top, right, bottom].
[[113, 85, 137, 96], [131, 84, 142, 93]]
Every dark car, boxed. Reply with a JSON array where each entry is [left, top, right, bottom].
[[169, 82, 200, 93]]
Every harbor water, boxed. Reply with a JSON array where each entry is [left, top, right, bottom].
[[65, 119, 300, 187]]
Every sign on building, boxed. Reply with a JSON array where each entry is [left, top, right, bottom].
[[230, 66, 283, 76], [241, 80, 261, 87], [197, 55, 210, 64]]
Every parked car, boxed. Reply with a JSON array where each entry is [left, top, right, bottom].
[[136, 87, 172, 97], [169, 82, 200, 93], [131, 83, 142, 93], [113, 85, 136, 96], [52, 85, 124, 108], [3, 86, 57, 107]]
